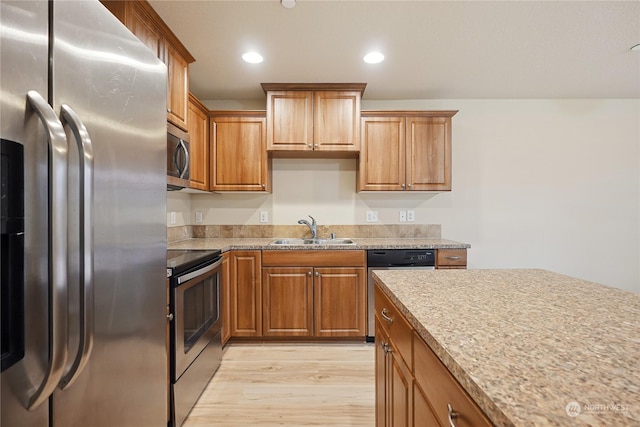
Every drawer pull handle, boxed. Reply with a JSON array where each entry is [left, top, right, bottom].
[[381, 308, 394, 324], [446, 256, 462, 260], [447, 403, 459, 427]]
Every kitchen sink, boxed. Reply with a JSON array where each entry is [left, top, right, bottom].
[[270, 238, 355, 245]]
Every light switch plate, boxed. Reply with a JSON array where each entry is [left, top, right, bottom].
[[259, 210, 269, 223], [407, 210, 415, 222], [366, 210, 378, 222], [169, 211, 176, 225], [195, 211, 203, 224], [399, 211, 407, 222]]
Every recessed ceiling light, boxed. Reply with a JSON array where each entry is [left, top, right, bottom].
[[631, 43, 640, 52], [281, 0, 296, 8], [364, 52, 384, 64], [242, 52, 263, 64]]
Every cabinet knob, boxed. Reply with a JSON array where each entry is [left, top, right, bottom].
[[167, 108, 171, 113], [381, 308, 394, 324], [401, 183, 406, 189], [447, 404, 459, 427], [313, 144, 318, 148], [307, 144, 312, 148], [315, 271, 319, 277], [308, 271, 312, 276], [167, 313, 174, 321], [408, 183, 412, 189], [261, 184, 265, 189]]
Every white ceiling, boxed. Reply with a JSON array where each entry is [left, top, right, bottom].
[[148, 0, 640, 102]]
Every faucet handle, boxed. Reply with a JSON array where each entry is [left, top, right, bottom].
[[308, 215, 316, 225]]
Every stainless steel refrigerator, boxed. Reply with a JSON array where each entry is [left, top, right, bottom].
[[1, 1, 168, 425]]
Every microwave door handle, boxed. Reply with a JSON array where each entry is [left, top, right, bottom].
[[26, 91, 69, 410], [59, 105, 94, 390], [178, 139, 189, 179]]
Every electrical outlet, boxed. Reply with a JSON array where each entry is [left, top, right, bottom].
[[195, 211, 203, 224], [366, 210, 378, 223], [399, 210, 407, 222], [259, 210, 269, 223], [169, 211, 176, 225], [407, 210, 415, 222]]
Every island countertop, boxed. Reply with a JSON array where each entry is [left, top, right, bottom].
[[371, 269, 640, 426]]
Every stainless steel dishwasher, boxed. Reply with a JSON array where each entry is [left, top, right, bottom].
[[366, 249, 436, 341]]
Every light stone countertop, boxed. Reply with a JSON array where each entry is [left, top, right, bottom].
[[372, 269, 640, 426], [167, 237, 470, 251]]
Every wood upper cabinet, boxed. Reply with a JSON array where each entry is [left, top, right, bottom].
[[187, 93, 209, 190], [263, 83, 365, 154], [261, 250, 367, 338], [210, 112, 271, 192], [358, 111, 457, 192], [230, 250, 262, 337], [166, 41, 190, 130], [100, 0, 194, 130]]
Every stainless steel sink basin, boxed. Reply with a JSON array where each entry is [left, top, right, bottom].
[[270, 238, 355, 245]]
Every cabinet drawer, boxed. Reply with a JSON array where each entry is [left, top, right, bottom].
[[436, 248, 467, 268], [413, 332, 492, 427], [262, 250, 365, 267], [374, 285, 412, 369]]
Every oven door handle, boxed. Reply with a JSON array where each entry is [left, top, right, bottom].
[[177, 258, 222, 285]]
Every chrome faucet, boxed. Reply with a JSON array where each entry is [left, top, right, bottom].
[[298, 215, 317, 239]]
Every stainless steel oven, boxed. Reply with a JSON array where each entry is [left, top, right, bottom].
[[167, 250, 222, 426]]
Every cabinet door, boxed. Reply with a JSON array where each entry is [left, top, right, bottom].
[[210, 116, 270, 191], [187, 95, 209, 190], [389, 345, 412, 427], [358, 116, 406, 191], [221, 252, 231, 345], [166, 41, 189, 130], [262, 267, 313, 337], [406, 116, 451, 191], [266, 91, 313, 151], [413, 383, 441, 427], [230, 250, 262, 337], [375, 319, 389, 427], [314, 91, 361, 151], [125, 2, 163, 59], [314, 267, 366, 337]]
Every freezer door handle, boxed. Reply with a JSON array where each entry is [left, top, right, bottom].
[[59, 104, 94, 390], [26, 91, 69, 410]]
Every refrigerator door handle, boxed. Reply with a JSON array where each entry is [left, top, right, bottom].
[[25, 90, 69, 410], [59, 105, 94, 390]]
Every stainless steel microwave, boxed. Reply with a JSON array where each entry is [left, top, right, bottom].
[[167, 122, 190, 190]]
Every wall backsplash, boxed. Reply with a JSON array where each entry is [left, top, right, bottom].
[[168, 224, 441, 243]]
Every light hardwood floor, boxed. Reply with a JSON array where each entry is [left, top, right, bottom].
[[184, 343, 375, 427]]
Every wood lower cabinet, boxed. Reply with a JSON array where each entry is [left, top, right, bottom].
[[436, 248, 467, 269], [374, 282, 492, 427], [230, 250, 262, 337], [261, 250, 366, 338], [187, 93, 209, 190], [358, 111, 457, 192], [263, 83, 365, 154], [210, 112, 270, 192]]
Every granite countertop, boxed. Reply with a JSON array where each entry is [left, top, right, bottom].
[[371, 269, 640, 426], [167, 237, 470, 251]]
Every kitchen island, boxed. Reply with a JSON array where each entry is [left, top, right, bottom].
[[372, 269, 640, 426]]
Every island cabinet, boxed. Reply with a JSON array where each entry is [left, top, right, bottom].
[[374, 284, 492, 427], [187, 93, 209, 190], [209, 112, 271, 192], [229, 250, 262, 337], [358, 111, 457, 192], [100, 0, 194, 130], [262, 83, 366, 155], [261, 250, 367, 338]]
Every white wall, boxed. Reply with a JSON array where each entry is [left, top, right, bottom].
[[170, 99, 640, 293]]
